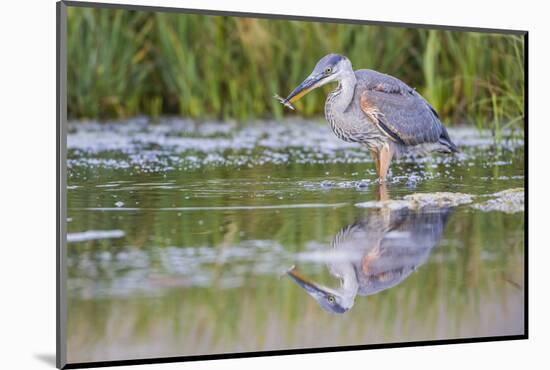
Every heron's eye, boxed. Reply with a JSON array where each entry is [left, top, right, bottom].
[[327, 296, 335, 304], [324, 67, 333, 74]]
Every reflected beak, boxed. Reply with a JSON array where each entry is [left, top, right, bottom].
[[285, 73, 324, 105], [286, 266, 351, 314], [286, 266, 334, 299]]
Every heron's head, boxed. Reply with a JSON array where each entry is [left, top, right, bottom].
[[285, 54, 353, 105], [287, 267, 355, 314]]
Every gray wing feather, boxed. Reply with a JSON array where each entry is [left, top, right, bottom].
[[355, 69, 444, 146]]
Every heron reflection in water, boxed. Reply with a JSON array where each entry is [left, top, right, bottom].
[[287, 187, 451, 314]]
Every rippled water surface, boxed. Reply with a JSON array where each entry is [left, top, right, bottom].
[[66, 119, 525, 363]]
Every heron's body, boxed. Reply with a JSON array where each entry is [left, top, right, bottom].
[[282, 54, 458, 181], [330, 206, 450, 298], [287, 204, 452, 314], [325, 69, 392, 147]]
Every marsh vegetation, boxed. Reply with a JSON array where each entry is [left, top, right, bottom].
[[67, 7, 524, 139]]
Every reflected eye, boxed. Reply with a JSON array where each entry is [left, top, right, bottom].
[[324, 67, 333, 74], [327, 295, 335, 304]]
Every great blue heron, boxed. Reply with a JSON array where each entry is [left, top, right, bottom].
[[287, 205, 451, 314], [277, 54, 458, 182]]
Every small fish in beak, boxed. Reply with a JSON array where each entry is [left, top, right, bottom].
[[273, 94, 295, 110], [274, 71, 326, 111]]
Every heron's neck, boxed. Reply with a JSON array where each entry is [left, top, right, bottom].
[[332, 72, 357, 113], [337, 263, 359, 309]]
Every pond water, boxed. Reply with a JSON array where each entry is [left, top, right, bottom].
[[65, 119, 525, 363]]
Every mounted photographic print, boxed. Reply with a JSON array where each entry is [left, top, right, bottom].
[[56, 1, 527, 368]]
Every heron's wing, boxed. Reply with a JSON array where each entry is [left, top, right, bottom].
[[354, 70, 443, 146], [330, 208, 410, 250], [360, 89, 443, 146], [355, 207, 452, 296]]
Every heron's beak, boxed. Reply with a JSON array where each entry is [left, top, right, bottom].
[[285, 73, 324, 104], [286, 266, 335, 300]]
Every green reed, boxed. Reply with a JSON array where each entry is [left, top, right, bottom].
[[67, 7, 525, 133]]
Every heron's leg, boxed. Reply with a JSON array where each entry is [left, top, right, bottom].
[[376, 183, 389, 201], [370, 150, 380, 178], [378, 144, 394, 183]]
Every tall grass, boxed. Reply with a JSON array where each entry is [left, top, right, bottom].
[[419, 31, 524, 138], [67, 7, 525, 132]]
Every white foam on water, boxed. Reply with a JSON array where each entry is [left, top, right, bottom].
[[67, 120, 523, 172], [67, 229, 125, 243]]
